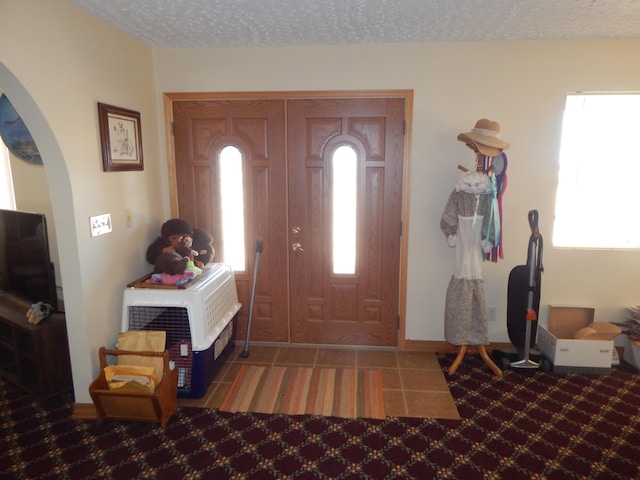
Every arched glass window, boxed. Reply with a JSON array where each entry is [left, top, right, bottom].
[[219, 145, 246, 271], [332, 145, 357, 274]]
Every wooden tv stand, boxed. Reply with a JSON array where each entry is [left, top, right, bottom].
[[0, 293, 72, 398]]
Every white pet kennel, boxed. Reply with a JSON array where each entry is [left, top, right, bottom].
[[121, 263, 241, 398]]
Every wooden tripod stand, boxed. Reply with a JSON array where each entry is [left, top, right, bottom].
[[443, 344, 503, 377]]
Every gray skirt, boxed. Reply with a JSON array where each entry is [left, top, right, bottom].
[[444, 275, 489, 345]]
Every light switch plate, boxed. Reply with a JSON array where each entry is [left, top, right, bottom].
[[90, 213, 112, 237]]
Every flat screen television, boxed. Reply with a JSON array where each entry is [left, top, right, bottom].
[[0, 209, 58, 312]]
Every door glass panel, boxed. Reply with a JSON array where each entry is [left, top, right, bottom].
[[332, 145, 357, 274], [219, 145, 246, 271]]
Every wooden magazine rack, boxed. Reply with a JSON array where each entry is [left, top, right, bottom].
[[89, 347, 178, 427]]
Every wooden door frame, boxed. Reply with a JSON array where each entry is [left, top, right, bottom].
[[163, 90, 413, 350]]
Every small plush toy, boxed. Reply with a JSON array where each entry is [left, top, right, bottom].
[[175, 245, 197, 262], [145, 251, 197, 286], [146, 218, 215, 268], [154, 251, 189, 275]]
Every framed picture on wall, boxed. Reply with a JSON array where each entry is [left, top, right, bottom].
[[97, 102, 143, 172]]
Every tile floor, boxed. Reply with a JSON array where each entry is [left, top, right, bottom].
[[178, 345, 461, 420]]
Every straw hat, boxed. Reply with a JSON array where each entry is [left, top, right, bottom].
[[457, 118, 510, 157]]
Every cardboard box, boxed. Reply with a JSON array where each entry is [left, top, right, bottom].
[[537, 306, 615, 374], [623, 336, 640, 371]]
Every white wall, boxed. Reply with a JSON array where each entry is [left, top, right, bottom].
[[153, 40, 640, 342], [0, 1, 165, 403]]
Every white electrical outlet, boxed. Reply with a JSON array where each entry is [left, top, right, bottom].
[[487, 306, 497, 322]]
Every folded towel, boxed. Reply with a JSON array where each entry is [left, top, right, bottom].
[[110, 375, 153, 385]]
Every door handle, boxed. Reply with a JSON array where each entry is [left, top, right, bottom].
[[291, 242, 305, 252]]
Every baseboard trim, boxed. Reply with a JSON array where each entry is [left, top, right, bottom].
[[73, 403, 97, 420], [238, 339, 513, 352], [403, 340, 449, 351], [402, 339, 513, 352]]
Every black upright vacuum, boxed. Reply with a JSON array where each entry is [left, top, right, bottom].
[[492, 210, 549, 371]]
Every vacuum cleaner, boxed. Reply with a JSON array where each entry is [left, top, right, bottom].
[[492, 210, 550, 371]]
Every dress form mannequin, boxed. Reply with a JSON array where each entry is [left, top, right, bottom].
[[440, 119, 509, 377]]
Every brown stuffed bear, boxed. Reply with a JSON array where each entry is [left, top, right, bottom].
[[146, 218, 215, 268]]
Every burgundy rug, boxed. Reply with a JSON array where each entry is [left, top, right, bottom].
[[2, 353, 640, 479]]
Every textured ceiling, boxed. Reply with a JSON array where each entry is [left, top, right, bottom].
[[70, 0, 640, 49]]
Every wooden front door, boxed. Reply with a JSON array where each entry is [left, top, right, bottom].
[[288, 98, 405, 345], [172, 99, 289, 343], [171, 95, 405, 346]]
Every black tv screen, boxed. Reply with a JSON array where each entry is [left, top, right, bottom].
[[0, 209, 58, 312]]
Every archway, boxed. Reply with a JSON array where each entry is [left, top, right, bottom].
[[0, 61, 86, 399]]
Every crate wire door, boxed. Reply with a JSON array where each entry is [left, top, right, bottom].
[[126, 306, 193, 390]]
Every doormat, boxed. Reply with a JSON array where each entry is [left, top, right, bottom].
[[219, 365, 386, 419]]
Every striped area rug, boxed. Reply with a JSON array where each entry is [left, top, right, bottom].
[[219, 365, 386, 419]]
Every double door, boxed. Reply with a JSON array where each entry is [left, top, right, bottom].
[[172, 96, 405, 346]]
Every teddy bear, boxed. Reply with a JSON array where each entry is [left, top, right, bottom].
[[146, 218, 215, 269]]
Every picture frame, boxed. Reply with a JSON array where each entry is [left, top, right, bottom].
[[97, 102, 144, 172]]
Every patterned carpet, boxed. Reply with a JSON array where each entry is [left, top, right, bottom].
[[2, 353, 640, 479]]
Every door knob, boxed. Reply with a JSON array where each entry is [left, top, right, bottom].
[[292, 242, 305, 252], [292, 226, 301, 234]]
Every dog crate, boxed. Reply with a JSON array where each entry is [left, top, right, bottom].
[[121, 263, 241, 398]]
